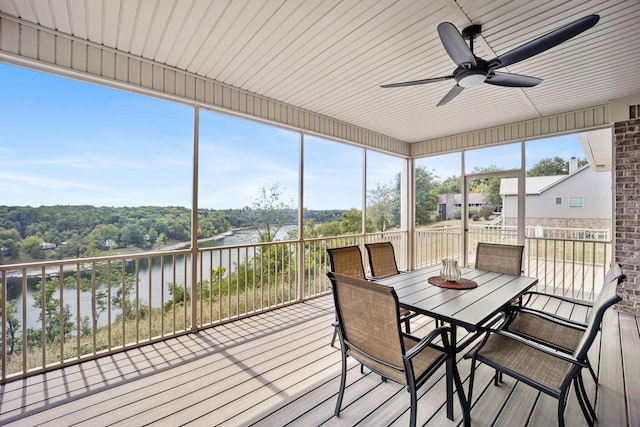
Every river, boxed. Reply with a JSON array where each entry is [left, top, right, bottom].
[[9, 225, 297, 331]]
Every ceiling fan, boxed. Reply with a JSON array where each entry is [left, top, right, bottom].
[[381, 14, 600, 106]]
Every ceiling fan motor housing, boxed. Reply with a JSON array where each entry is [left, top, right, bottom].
[[454, 61, 489, 87]]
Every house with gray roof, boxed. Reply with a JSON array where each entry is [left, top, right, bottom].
[[500, 159, 612, 237], [436, 193, 485, 220]]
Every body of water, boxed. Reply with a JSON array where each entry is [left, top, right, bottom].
[[9, 225, 297, 331]]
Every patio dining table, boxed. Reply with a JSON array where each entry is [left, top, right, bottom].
[[377, 263, 538, 426]]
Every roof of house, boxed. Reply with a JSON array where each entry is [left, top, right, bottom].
[[500, 165, 590, 195], [436, 194, 485, 204]]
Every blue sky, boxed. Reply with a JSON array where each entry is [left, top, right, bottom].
[[1, 62, 585, 210]]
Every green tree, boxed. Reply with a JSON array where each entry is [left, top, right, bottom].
[[90, 224, 119, 248], [31, 278, 74, 342], [112, 278, 148, 321], [251, 183, 294, 243], [338, 208, 375, 234], [317, 219, 342, 237], [437, 175, 462, 195], [469, 166, 503, 209], [1, 296, 20, 354], [527, 156, 587, 176], [119, 223, 145, 247], [22, 235, 45, 259], [527, 156, 568, 176], [414, 166, 439, 225], [367, 182, 395, 231], [155, 232, 167, 249], [0, 227, 22, 258], [147, 227, 159, 247]]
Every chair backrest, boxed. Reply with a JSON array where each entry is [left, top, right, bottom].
[[365, 242, 400, 278], [475, 242, 524, 275], [585, 264, 624, 325], [327, 246, 366, 279], [327, 271, 406, 383], [575, 272, 624, 361]]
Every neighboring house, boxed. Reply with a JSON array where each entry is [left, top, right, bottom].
[[500, 159, 612, 237], [436, 193, 485, 220], [40, 242, 57, 250]]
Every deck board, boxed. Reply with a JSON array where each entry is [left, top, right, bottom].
[[0, 294, 636, 427]]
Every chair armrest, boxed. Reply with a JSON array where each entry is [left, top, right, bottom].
[[506, 306, 588, 331], [403, 326, 450, 360], [522, 291, 593, 308], [491, 329, 588, 367], [466, 327, 587, 368]]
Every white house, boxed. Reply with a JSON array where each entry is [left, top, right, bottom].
[[500, 159, 612, 237]]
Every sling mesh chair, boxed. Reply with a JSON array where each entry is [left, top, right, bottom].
[[465, 272, 624, 427], [503, 264, 624, 382], [475, 242, 525, 310], [327, 271, 467, 427], [365, 241, 403, 279], [327, 245, 413, 346], [474, 242, 524, 276], [365, 241, 419, 325]]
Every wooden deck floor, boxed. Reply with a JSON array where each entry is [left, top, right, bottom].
[[0, 293, 638, 426]]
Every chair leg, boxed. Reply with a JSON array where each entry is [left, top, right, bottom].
[[334, 345, 348, 417], [558, 386, 570, 427], [467, 358, 477, 407], [574, 374, 596, 424], [585, 355, 597, 382], [408, 384, 417, 427], [403, 317, 411, 333], [494, 370, 503, 385], [330, 318, 339, 347], [330, 325, 338, 347]]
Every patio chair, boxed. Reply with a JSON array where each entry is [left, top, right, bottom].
[[474, 242, 524, 276], [365, 241, 420, 324], [365, 241, 403, 278], [503, 265, 625, 382], [327, 271, 466, 427], [326, 245, 368, 280], [327, 246, 413, 347], [465, 270, 623, 427]]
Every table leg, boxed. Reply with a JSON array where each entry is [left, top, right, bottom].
[[447, 325, 471, 427], [446, 326, 455, 420]]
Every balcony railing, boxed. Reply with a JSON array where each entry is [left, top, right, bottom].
[[415, 224, 612, 300], [0, 226, 610, 383]]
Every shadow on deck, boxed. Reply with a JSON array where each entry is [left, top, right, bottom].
[[0, 293, 638, 426]]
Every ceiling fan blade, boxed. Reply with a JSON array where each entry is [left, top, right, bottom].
[[437, 85, 464, 107], [485, 71, 542, 87], [380, 75, 454, 88], [437, 22, 477, 67], [488, 14, 599, 70]]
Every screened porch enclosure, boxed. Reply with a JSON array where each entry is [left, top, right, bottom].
[[0, 1, 638, 424], [0, 224, 613, 383]]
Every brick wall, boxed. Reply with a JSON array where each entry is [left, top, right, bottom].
[[614, 105, 640, 314]]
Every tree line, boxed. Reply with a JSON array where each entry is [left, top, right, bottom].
[[0, 156, 581, 264], [0, 204, 341, 264]]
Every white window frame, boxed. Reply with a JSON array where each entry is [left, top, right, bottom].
[[568, 196, 584, 208]]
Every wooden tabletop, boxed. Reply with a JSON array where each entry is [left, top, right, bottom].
[[379, 264, 538, 332]]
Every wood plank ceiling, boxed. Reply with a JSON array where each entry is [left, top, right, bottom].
[[1, 0, 639, 143]]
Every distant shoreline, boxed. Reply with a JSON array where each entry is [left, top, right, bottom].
[[160, 230, 235, 251]]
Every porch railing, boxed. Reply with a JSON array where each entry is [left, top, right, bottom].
[[415, 225, 612, 300], [0, 231, 407, 382], [0, 226, 610, 383]]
